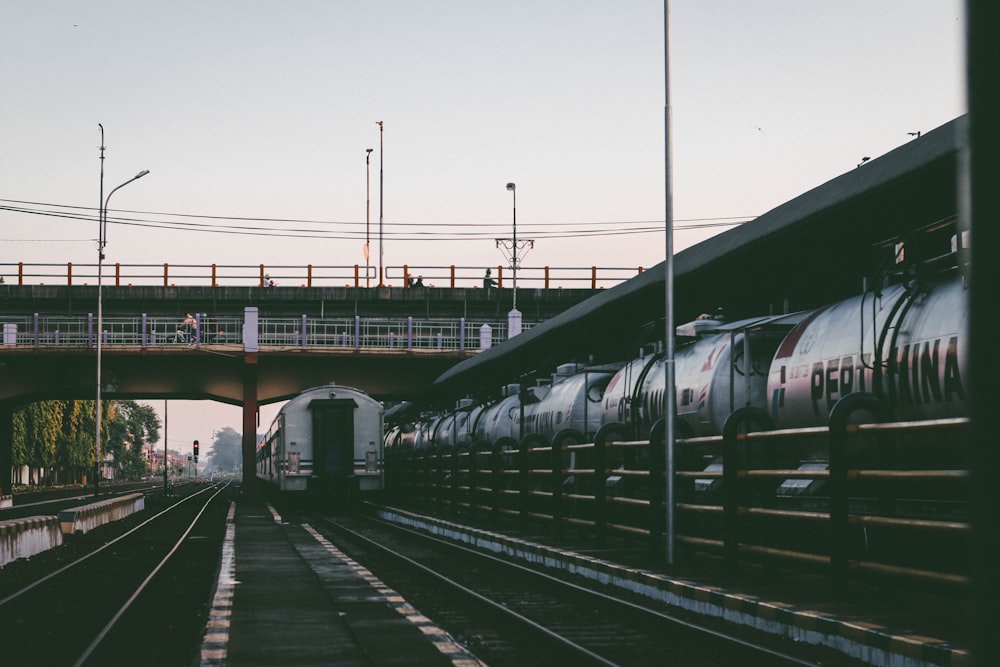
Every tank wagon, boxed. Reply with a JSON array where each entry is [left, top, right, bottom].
[[388, 270, 967, 456], [257, 384, 384, 503]]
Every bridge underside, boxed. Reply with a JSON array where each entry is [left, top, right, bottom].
[[0, 346, 471, 405], [0, 345, 472, 495]]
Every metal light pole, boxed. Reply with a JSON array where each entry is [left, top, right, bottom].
[[663, 0, 677, 564], [376, 121, 384, 287], [94, 165, 150, 496], [506, 182, 517, 310], [365, 147, 373, 287], [163, 399, 169, 494]]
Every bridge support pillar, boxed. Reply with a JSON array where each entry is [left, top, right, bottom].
[[0, 401, 12, 496], [241, 352, 259, 496]]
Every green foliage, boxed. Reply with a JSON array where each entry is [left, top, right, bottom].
[[12, 399, 163, 484]]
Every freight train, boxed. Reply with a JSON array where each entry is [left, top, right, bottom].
[[385, 269, 968, 464], [256, 384, 384, 504]]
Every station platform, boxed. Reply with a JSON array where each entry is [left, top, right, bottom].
[[198, 497, 971, 667], [199, 499, 482, 666]]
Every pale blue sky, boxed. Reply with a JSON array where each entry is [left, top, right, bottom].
[[1, 1, 966, 453]]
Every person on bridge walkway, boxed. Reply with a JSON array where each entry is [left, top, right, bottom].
[[178, 313, 197, 344], [483, 268, 496, 289]]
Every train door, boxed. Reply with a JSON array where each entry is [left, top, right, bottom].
[[310, 399, 357, 507]]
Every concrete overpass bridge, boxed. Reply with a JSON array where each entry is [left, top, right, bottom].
[[0, 275, 610, 494]]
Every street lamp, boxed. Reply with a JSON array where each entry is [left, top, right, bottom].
[[506, 182, 516, 310], [376, 121, 384, 287], [365, 147, 373, 287], [94, 163, 149, 496]]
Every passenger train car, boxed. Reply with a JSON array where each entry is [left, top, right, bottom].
[[386, 269, 968, 459], [257, 384, 384, 503]]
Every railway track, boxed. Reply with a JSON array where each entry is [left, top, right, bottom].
[[0, 483, 231, 667], [303, 512, 865, 666]]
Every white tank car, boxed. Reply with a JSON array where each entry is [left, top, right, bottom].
[[256, 384, 384, 496], [473, 384, 522, 446], [431, 399, 481, 448], [767, 275, 968, 427], [600, 317, 794, 439], [600, 351, 659, 438], [521, 363, 615, 446]]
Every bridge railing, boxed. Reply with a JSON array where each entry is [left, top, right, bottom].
[[0, 262, 646, 290], [0, 314, 528, 351]]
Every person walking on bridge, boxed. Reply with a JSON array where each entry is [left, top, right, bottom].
[[179, 313, 197, 344]]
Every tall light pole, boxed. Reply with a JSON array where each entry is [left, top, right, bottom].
[[495, 182, 533, 314], [94, 164, 149, 496], [506, 182, 517, 310], [376, 121, 384, 286], [365, 147, 373, 287], [163, 399, 169, 494]]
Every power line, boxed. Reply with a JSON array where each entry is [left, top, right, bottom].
[[0, 198, 751, 242]]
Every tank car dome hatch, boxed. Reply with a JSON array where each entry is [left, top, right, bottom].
[[676, 317, 726, 338], [501, 383, 521, 397], [455, 397, 475, 410], [552, 363, 584, 382]]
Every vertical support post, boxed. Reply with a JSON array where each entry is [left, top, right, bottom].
[[115, 263, 121, 286], [88, 312, 94, 347], [0, 401, 13, 496], [551, 441, 563, 537], [459, 317, 466, 351], [721, 422, 741, 580], [300, 314, 307, 348], [307, 264, 313, 288], [141, 313, 148, 347], [591, 266, 597, 288], [828, 393, 886, 595], [492, 442, 504, 527], [647, 420, 666, 559], [163, 263, 169, 287], [241, 352, 259, 496], [354, 315, 360, 350], [68, 262, 73, 286], [33, 313, 39, 347], [544, 266, 550, 289], [407, 316, 413, 349], [593, 431, 608, 544], [518, 439, 529, 526], [450, 265, 456, 288], [243, 307, 259, 352]]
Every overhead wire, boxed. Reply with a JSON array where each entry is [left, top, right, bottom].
[[0, 197, 750, 242]]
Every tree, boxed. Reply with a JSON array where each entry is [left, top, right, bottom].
[[11, 399, 162, 486], [206, 427, 242, 474]]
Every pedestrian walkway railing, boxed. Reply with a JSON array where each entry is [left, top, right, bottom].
[[0, 313, 528, 351], [0, 262, 646, 290]]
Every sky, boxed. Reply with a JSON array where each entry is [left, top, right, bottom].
[[1, 1, 966, 456]]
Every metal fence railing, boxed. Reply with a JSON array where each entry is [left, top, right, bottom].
[[0, 261, 646, 290], [0, 314, 531, 351]]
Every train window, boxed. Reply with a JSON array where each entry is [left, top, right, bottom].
[[289, 451, 300, 473], [365, 450, 378, 473]]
